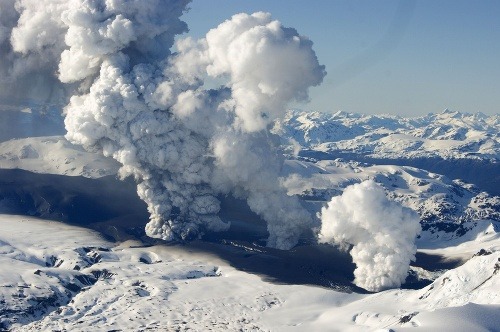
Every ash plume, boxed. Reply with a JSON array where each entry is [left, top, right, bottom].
[[1, 1, 325, 249], [0, 0, 69, 106], [319, 180, 421, 291]]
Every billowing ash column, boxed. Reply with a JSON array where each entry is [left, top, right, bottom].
[[2, 1, 325, 249]]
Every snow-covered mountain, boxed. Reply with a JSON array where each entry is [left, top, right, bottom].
[[273, 109, 500, 196], [283, 159, 500, 243], [273, 109, 499, 161]]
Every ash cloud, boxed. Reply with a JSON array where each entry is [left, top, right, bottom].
[[0, 0, 68, 107], [1, 1, 325, 249], [319, 180, 421, 291]]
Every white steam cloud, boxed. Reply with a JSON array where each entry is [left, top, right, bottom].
[[319, 180, 421, 292], [2, 1, 325, 249]]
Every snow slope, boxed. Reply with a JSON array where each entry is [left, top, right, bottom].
[[0, 136, 119, 179], [1, 216, 499, 331]]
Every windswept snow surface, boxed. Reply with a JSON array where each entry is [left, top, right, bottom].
[[0, 215, 499, 331]]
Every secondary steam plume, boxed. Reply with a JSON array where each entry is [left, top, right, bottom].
[[319, 180, 421, 291], [2, 1, 325, 249]]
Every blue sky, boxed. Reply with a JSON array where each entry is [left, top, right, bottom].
[[182, 0, 499, 116]]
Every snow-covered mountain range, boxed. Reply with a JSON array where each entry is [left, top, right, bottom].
[[283, 159, 499, 244], [273, 109, 500, 197], [274, 109, 499, 161]]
